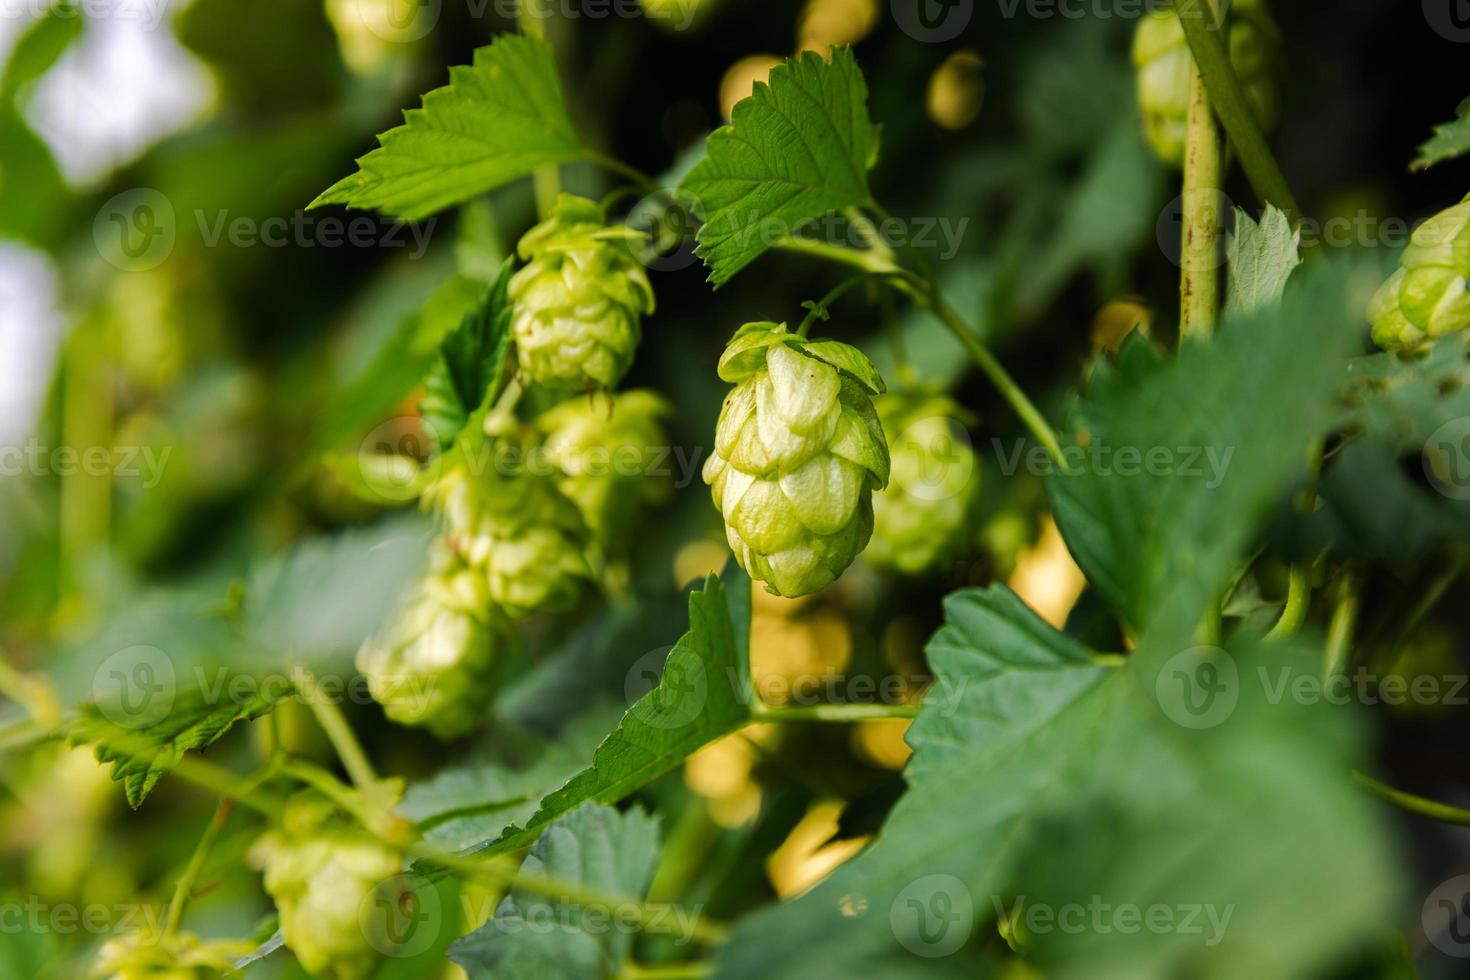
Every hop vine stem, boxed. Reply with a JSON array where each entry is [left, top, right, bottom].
[[777, 233, 1065, 465], [1169, 0, 1301, 223]]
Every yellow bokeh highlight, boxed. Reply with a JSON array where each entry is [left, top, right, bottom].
[[798, 0, 879, 52], [927, 50, 986, 131], [1007, 517, 1086, 628], [719, 55, 784, 119], [766, 800, 870, 899]]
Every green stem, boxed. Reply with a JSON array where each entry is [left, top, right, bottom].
[[1353, 772, 1470, 827], [1179, 54, 1222, 339], [1168, 0, 1301, 223], [750, 702, 919, 723], [163, 799, 233, 939], [1264, 563, 1311, 641], [921, 291, 1064, 464], [796, 273, 902, 337], [778, 237, 1064, 464], [414, 846, 730, 947], [519, 7, 560, 217], [616, 962, 712, 980], [294, 670, 377, 791], [585, 151, 663, 195], [1321, 572, 1361, 681]]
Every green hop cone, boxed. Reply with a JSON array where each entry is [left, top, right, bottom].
[[1369, 195, 1470, 350], [535, 389, 673, 549], [508, 193, 655, 390], [1131, 0, 1280, 167], [866, 395, 981, 576], [356, 550, 514, 739], [91, 928, 253, 979], [428, 463, 594, 617], [702, 322, 889, 597], [249, 793, 405, 980]]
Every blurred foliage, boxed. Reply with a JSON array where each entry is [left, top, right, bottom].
[[1, 2, 1470, 979]]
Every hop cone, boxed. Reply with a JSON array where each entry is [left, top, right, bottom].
[[356, 550, 513, 739], [1132, 0, 1279, 167], [867, 395, 981, 575], [429, 464, 594, 617], [535, 389, 673, 548], [1369, 195, 1470, 350], [91, 929, 252, 979], [249, 794, 404, 980], [508, 194, 655, 390], [702, 322, 889, 597]]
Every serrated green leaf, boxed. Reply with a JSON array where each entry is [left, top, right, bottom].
[[1046, 259, 1362, 641], [461, 567, 751, 861], [1225, 205, 1300, 314], [420, 257, 516, 452], [311, 34, 585, 219], [399, 708, 616, 850], [70, 677, 291, 807], [1412, 96, 1470, 172], [680, 47, 875, 286], [449, 803, 662, 980], [715, 587, 1398, 979]]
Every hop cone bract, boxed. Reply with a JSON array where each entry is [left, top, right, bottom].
[[1132, 0, 1279, 167], [508, 194, 654, 390], [1369, 196, 1470, 350], [248, 794, 403, 980], [702, 322, 889, 597], [867, 395, 981, 575]]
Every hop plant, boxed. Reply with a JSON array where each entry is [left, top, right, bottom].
[[535, 389, 673, 549], [249, 793, 405, 980], [1369, 195, 1470, 350], [508, 193, 655, 390], [428, 463, 594, 617], [91, 928, 253, 979], [1131, 0, 1279, 167], [702, 322, 889, 597], [866, 395, 981, 576], [356, 550, 514, 739]]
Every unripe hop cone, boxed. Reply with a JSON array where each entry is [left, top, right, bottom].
[[508, 194, 654, 390], [1132, 0, 1280, 167], [356, 550, 514, 739], [866, 394, 981, 576], [248, 793, 404, 980], [91, 928, 253, 979], [428, 463, 594, 617], [703, 322, 889, 597], [535, 389, 673, 550], [1369, 195, 1470, 350]]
